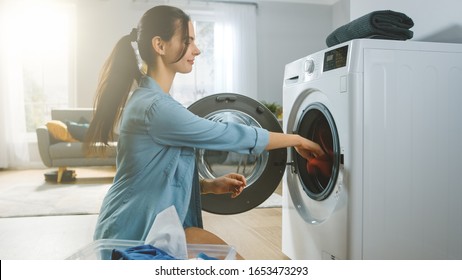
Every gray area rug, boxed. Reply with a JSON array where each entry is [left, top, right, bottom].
[[0, 182, 281, 218], [0, 183, 111, 218]]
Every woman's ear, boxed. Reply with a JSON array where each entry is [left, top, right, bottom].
[[152, 36, 165, 56]]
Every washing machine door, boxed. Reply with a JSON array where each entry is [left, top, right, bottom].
[[286, 90, 344, 224], [188, 93, 287, 214]]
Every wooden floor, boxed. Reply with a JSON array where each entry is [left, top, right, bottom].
[[0, 167, 289, 260], [203, 208, 287, 260]]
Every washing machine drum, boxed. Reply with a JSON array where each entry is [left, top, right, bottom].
[[293, 102, 340, 201], [188, 93, 287, 214]]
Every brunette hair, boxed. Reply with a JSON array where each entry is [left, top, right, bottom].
[[85, 5, 190, 154]]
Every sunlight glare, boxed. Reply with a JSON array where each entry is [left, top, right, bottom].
[[4, 0, 71, 55]]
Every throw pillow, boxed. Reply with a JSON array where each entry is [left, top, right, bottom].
[[65, 120, 89, 142], [46, 120, 78, 142]]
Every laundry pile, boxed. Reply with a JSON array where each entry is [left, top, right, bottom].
[[326, 10, 414, 47]]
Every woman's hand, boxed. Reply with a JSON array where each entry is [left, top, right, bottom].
[[294, 136, 325, 160], [201, 173, 246, 198]]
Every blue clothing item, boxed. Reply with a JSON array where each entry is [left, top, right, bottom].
[[111, 244, 177, 260], [111, 244, 218, 260], [196, 252, 218, 260], [94, 76, 269, 241]]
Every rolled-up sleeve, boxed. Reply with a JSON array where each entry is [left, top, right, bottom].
[[250, 126, 269, 155], [146, 94, 269, 155]]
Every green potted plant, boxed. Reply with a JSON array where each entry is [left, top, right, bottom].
[[260, 101, 282, 120]]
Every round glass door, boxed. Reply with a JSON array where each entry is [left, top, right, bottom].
[[188, 93, 287, 214], [196, 110, 269, 188], [293, 102, 340, 201]]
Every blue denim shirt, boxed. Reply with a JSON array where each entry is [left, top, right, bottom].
[[94, 76, 269, 241]]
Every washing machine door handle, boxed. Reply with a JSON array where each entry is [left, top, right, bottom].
[[215, 94, 237, 103], [286, 160, 297, 174], [215, 94, 268, 115]]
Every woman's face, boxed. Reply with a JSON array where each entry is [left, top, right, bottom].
[[164, 20, 201, 74]]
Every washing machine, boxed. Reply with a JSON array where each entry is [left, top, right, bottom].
[[282, 39, 462, 260]]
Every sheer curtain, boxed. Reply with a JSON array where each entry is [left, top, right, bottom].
[[0, 1, 74, 169], [0, 3, 30, 168], [212, 3, 258, 99]]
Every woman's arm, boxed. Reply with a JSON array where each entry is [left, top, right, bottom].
[[201, 133, 324, 198], [266, 132, 325, 158]]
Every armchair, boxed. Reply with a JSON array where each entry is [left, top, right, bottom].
[[36, 108, 117, 183]]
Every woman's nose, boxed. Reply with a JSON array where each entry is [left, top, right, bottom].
[[193, 45, 201, 56]]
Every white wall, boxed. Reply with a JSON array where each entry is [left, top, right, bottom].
[[74, 0, 333, 107], [333, 0, 462, 43], [256, 2, 332, 105], [332, 0, 349, 32], [76, 0, 144, 107]]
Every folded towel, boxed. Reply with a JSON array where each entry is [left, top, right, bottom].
[[326, 10, 414, 47]]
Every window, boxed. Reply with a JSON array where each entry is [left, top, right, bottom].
[[170, 3, 258, 106], [3, 1, 75, 136]]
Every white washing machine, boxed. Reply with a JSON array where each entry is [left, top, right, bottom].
[[282, 39, 462, 260]]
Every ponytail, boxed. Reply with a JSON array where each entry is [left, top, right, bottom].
[[84, 5, 190, 156], [84, 34, 141, 155]]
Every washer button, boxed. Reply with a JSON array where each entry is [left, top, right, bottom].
[[304, 59, 315, 74]]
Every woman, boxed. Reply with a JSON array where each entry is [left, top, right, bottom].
[[85, 5, 323, 241]]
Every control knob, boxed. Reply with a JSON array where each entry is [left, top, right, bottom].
[[304, 59, 315, 74]]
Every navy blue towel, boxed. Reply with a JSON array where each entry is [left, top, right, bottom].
[[326, 10, 414, 47]]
